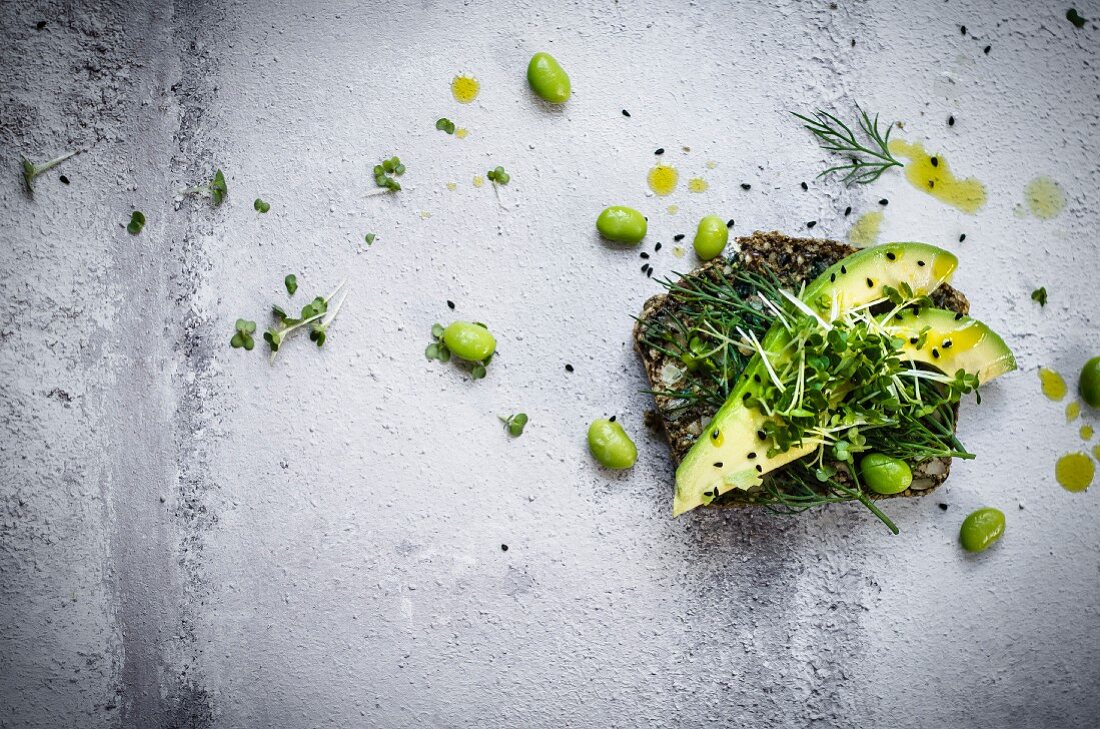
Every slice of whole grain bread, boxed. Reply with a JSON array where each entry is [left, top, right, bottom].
[[633, 230, 969, 504]]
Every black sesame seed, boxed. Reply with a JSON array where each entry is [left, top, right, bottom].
[[756, 430, 766, 440], [943, 340, 953, 349], [36, 20, 47, 30], [712, 429, 721, 440], [929, 181, 935, 189], [909, 337, 918, 345], [830, 273, 836, 283], [948, 115, 955, 126], [806, 221, 817, 229], [501, 544, 509, 551], [800, 182, 808, 191], [742, 392, 751, 401], [646, 268, 652, 278], [844, 206, 852, 216], [565, 364, 574, 372], [851, 38, 856, 47], [753, 374, 761, 383], [747, 452, 757, 459], [959, 233, 966, 242], [609, 415, 616, 422], [622, 109, 631, 117], [673, 234, 685, 241], [741, 183, 751, 190], [879, 198, 889, 206], [932, 348, 940, 359], [886, 251, 896, 260], [654, 242, 662, 251], [938, 503, 948, 511], [984, 45, 991, 54], [640, 252, 650, 259], [641, 263, 649, 272], [867, 278, 874, 287], [655, 148, 665, 155], [931, 156, 939, 167], [841, 265, 847, 274], [726, 219, 735, 228], [447, 300, 455, 310], [59, 175, 69, 184], [955, 312, 964, 320], [755, 465, 763, 472], [960, 25, 967, 35], [714, 462, 724, 468], [917, 259, 926, 267]]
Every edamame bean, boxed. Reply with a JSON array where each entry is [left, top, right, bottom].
[[587, 418, 637, 469], [596, 206, 647, 244], [526, 52, 571, 104], [1079, 356, 1100, 407], [859, 453, 913, 495], [693, 215, 729, 261], [959, 507, 1005, 553], [442, 321, 496, 362]]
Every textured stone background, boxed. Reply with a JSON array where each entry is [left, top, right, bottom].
[[1, 1, 1098, 727]]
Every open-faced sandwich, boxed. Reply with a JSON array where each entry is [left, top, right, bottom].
[[634, 231, 1015, 532]]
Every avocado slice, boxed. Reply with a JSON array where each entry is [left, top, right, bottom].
[[884, 307, 1017, 383], [673, 242, 963, 516]]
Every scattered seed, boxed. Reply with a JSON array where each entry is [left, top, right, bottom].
[[959, 233, 966, 242], [654, 148, 665, 155], [800, 181, 808, 191], [931, 156, 939, 167], [984, 45, 991, 54], [938, 503, 948, 511], [879, 198, 889, 206], [447, 300, 455, 310], [654, 242, 662, 251], [622, 109, 631, 117], [565, 363, 574, 372], [501, 544, 509, 551], [640, 252, 650, 259], [740, 183, 751, 190], [59, 174, 69, 185], [609, 415, 617, 422], [726, 219, 734, 228], [36, 20, 47, 30], [844, 206, 852, 216], [960, 25, 967, 35], [806, 221, 817, 229], [948, 115, 955, 126], [673, 234, 685, 242]]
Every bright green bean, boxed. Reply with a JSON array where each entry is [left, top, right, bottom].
[[1079, 356, 1100, 407], [442, 321, 496, 362], [587, 419, 637, 469], [859, 453, 913, 495], [692, 215, 729, 260], [526, 52, 571, 103], [959, 507, 1005, 553], [596, 206, 647, 244]]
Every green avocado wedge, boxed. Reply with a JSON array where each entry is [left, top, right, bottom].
[[672, 242, 1011, 517]]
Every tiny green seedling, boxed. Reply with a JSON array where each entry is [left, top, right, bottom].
[[486, 166, 510, 185], [365, 233, 376, 246], [21, 150, 80, 194], [254, 198, 271, 213], [500, 413, 528, 437], [372, 156, 406, 192], [184, 169, 228, 205], [1031, 287, 1047, 307], [262, 279, 347, 361], [127, 211, 146, 235], [435, 118, 456, 134], [285, 274, 298, 295], [230, 319, 257, 351]]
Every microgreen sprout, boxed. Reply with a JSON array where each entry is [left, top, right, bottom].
[[127, 211, 146, 235], [791, 104, 903, 185], [254, 198, 270, 213], [184, 169, 227, 205], [230, 319, 257, 351], [285, 274, 298, 295], [21, 150, 80, 193], [365, 233, 376, 246], [1031, 287, 1047, 307], [372, 156, 405, 192], [435, 118, 456, 134], [486, 166, 510, 185], [500, 413, 529, 437], [425, 324, 452, 363], [262, 279, 347, 362]]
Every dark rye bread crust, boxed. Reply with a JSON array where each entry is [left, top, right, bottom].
[[633, 231, 970, 503]]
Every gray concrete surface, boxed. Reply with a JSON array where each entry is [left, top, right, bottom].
[[2, 1, 1098, 727]]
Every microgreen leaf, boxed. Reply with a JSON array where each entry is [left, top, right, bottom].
[[1067, 8, 1087, 28], [471, 364, 487, 380], [435, 118, 456, 134], [365, 233, 376, 246], [127, 210, 146, 235], [1031, 286, 1047, 307], [231, 319, 257, 351], [500, 413, 528, 437], [486, 165, 510, 185], [285, 274, 298, 296], [254, 198, 271, 213], [20, 150, 80, 194], [184, 168, 228, 205]]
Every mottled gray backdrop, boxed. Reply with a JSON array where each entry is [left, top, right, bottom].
[[2, 1, 1098, 727]]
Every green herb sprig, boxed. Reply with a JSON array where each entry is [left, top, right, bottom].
[[791, 104, 903, 185], [21, 150, 80, 193], [500, 413, 528, 437], [184, 169, 227, 205]]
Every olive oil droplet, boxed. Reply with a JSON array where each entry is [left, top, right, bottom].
[[1024, 176, 1065, 220], [666, 204, 679, 215], [1039, 367, 1067, 401], [848, 211, 884, 248], [647, 165, 678, 196], [451, 75, 480, 103], [1056, 452, 1094, 492], [455, 128, 470, 139], [1081, 424, 1095, 441], [688, 177, 709, 193], [472, 175, 484, 188], [888, 139, 986, 213], [1066, 401, 1081, 422], [672, 245, 686, 259]]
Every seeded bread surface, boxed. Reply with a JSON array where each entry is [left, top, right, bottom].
[[633, 231, 969, 503]]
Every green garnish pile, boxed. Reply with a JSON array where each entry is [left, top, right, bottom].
[[373, 156, 406, 191], [233, 277, 347, 360]]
